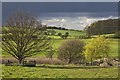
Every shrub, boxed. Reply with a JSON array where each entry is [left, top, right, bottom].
[[58, 32, 62, 36], [58, 39, 85, 64]]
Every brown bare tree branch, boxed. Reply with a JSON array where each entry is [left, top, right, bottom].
[[2, 11, 51, 64]]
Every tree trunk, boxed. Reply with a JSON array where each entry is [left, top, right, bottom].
[[91, 58, 93, 66], [68, 52, 71, 64], [18, 58, 23, 65], [19, 60, 22, 64], [68, 59, 71, 64]]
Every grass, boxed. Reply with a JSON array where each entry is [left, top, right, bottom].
[[1, 29, 119, 58], [51, 38, 118, 57], [1, 29, 119, 78], [109, 39, 118, 57], [2, 38, 119, 58], [52, 29, 85, 38], [48, 30, 85, 39], [2, 64, 118, 78]]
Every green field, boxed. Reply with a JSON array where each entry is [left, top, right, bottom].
[[2, 38, 118, 58], [109, 39, 118, 57], [2, 29, 119, 58], [1, 29, 119, 78], [53, 29, 85, 36], [49, 29, 86, 39], [2, 64, 118, 78]]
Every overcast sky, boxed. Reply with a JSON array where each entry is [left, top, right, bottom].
[[2, 2, 118, 30]]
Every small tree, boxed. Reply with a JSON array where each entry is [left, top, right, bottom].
[[45, 47, 56, 59], [84, 36, 110, 65], [64, 32, 69, 39], [65, 32, 69, 35], [57, 32, 62, 36], [48, 29, 56, 35], [60, 32, 69, 39], [58, 39, 85, 64], [61, 35, 65, 39], [2, 11, 51, 64]]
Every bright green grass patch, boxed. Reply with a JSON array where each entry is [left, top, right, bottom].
[[2, 64, 118, 78], [109, 39, 118, 57], [50, 35, 61, 39], [48, 29, 85, 39], [53, 29, 85, 37], [93, 34, 115, 37]]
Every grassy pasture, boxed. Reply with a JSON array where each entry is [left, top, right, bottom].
[[2, 39, 118, 58], [109, 39, 118, 57], [53, 29, 85, 36], [1, 29, 119, 60], [1, 29, 119, 78], [2, 64, 118, 78], [49, 29, 86, 39]]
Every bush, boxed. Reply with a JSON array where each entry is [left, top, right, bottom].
[[58, 39, 85, 64], [57, 32, 62, 36]]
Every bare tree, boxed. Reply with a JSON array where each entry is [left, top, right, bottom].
[[58, 39, 85, 64], [2, 11, 51, 64]]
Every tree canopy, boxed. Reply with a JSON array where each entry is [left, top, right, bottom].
[[58, 39, 85, 64], [84, 36, 110, 64], [2, 11, 51, 64], [84, 19, 119, 36]]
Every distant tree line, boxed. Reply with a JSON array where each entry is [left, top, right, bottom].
[[47, 26, 68, 30], [46, 26, 83, 32], [84, 19, 120, 37]]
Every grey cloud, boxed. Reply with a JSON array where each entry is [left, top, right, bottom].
[[41, 16, 118, 30]]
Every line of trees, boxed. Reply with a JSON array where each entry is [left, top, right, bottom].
[[84, 19, 119, 37], [47, 26, 67, 30]]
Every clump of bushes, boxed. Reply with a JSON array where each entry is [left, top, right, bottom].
[[58, 39, 85, 64]]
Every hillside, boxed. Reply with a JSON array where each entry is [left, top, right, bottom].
[[84, 18, 119, 35], [47, 29, 85, 39]]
